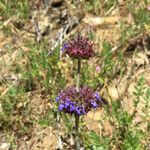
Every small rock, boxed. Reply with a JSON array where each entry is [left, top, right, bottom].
[[133, 52, 149, 66], [0, 143, 10, 150], [51, 0, 62, 7]]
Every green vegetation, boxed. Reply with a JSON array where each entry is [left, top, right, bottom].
[[0, 0, 150, 149]]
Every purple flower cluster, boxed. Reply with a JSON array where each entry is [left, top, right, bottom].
[[56, 86, 107, 116], [61, 34, 94, 59]]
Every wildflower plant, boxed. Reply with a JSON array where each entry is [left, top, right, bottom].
[[56, 34, 107, 149]]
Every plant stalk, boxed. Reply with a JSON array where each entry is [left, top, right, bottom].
[[76, 59, 81, 92], [75, 59, 81, 150], [75, 114, 80, 150]]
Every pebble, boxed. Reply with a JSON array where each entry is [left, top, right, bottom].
[[0, 143, 10, 150]]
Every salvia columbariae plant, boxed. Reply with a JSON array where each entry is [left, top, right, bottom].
[[55, 34, 107, 150]]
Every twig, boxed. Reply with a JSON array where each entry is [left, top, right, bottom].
[[48, 24, 70, 56], [25, 141, 29, 150], [105, 1, 117, 15], [31, 16, 42, 42], [56, 113, 63, 149]]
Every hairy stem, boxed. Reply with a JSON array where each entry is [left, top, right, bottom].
[[75, 115, 80, 150], [76, 59, 81, 92], [75, 59, 81, 150]]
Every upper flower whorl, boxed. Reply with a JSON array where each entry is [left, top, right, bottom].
[[61, 34, 94, 59]]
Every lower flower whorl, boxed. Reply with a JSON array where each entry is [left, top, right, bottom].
[[56, 86, 107, 116]]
